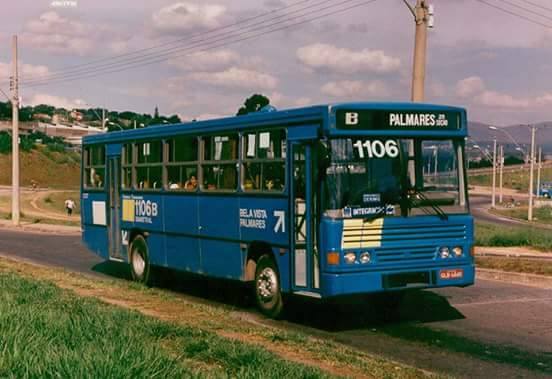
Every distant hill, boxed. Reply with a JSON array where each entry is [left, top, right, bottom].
[[468, 121, 552, 154]]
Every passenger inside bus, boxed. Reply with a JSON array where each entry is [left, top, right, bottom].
[[91, 170, 103, 188], [184, 175, 198, 190]]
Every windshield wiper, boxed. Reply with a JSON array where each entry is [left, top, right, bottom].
[[363, 204, 392, 222], [407, 188, 448, 221]]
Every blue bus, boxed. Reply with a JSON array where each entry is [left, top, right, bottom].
[[81, 102, 474, 318]]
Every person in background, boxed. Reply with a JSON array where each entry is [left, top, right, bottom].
[[64, 198, 76, 216]]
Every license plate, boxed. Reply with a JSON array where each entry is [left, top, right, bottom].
[[440, 269, 464, 280]]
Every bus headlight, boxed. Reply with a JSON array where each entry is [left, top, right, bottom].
[[359, 252, 371, 264], [452, 246, 463, 257], [344, 252, 356, 264], [439, 246, 450, 259]]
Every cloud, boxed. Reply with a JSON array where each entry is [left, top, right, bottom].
[[168, 50, 240, 72], [152, 2, 226, 35], [26, 93, 86, 109], [188, 67, 278, 90], [454, 76, 548, 109], [455, 76, 485, 98], [296, 43, 400, 74], [321, 80, 390, 98], [0, 62, 50, 80], [21, 11, 129, 56]]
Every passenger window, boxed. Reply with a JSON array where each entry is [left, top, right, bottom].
[[242, 130, 286, 192], [121, 144, 133, 189], [201, 134, 238, 191], [166, 136, 199, 191], [134, 140, 163, 191], [84, 145, 106, 190]]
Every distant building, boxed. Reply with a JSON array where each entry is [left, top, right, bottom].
[[37, 122, 105, 145], [70, 110, 84, 121], [32, 113, 52, 122]]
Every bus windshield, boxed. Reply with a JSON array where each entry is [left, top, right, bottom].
[[322, 138, 467, 219]]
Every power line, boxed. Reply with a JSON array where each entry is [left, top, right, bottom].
[[22, 0, 354, 85], [515, 0, 552, 14], [0, 87, 11, 102], [18, 0, 317, 82], [498, 0, 552, 22], [23, 0, 379, 88], [475, 0, 552, 28], [22, 0, 338, 84]]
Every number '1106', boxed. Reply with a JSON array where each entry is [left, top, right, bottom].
[[353, 140, 399, 159]]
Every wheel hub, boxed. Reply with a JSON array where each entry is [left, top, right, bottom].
[[257, 267, 278, 302], [132, 250, 146, 276]]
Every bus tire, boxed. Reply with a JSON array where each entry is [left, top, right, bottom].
[[129, 235, 152, 286], [254, 255, 284, 319]]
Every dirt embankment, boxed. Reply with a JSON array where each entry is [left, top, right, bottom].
[[0, 148, 80, 189]]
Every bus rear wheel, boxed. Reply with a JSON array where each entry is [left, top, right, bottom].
[[129, 235, 152, 286], [254, 255, 284, 319]]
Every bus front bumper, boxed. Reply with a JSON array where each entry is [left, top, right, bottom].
[[320, 264, 475, 298]]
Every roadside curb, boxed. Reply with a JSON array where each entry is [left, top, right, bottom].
[[477, 252, 552, 260], [477, 267, 552, 289], [0, 221, 80, 236]]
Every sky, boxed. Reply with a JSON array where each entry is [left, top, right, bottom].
[[1, 0, 552, 125]]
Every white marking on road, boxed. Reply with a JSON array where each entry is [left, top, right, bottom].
[[453, 297, 552, 307]]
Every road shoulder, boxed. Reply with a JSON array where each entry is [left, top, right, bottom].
[[0, 219, 80, 235]]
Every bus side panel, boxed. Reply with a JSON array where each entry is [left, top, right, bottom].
[[164, 195, 201, 273], [120, 194, 166, 265], [238, 196, 290, 291], [145, 232, 166, 267], [198, 196, 242, 279], [81, 192, 109, 260]]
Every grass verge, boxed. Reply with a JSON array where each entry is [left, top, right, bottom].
[[490, 206, 552, 225], [0, 258, 433, 379], [469, 166, 552, 192], [476, 256, 552, 277], [475, 221, 552, 250], [40, 191, 80, 216]]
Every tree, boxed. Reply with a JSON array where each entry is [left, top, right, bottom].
[[154, 106, 159, 119], [236, 94, 270, 116]]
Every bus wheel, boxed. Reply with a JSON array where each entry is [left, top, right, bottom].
[[129, 235, 152, 285], [254, 255, 284, 319]]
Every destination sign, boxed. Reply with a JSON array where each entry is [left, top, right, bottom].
[[336, 109, 461, 130]]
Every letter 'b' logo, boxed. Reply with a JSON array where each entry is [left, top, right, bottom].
[[345, 112, 359, 125]]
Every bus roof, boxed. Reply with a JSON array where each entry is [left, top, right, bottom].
[[83, 102, 467, 145]]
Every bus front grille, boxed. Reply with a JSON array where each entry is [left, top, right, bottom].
[[341, 219, 467, 265]]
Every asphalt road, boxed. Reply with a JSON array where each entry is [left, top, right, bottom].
[[0, 227, 551, 377], [469, 194, 552, 229]]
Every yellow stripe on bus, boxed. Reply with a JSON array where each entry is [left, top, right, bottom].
[[341, 218, 384, 249], [122, 199, 135, 222]]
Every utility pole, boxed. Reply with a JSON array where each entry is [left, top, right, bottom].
[[499, 145, 504, 204], [403, 0, 433, 102], [433, 147, 438, 177], [528, 126, 536, 221], [102, 109, 106, 130], [134, 119, 137, 129], [536, 146, 542, 198], [10, 35, 20, 226], [491, 137, 497, 208]]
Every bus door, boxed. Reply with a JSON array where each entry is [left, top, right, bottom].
[[290, 142, 320, 296], [107, 155, 123, 261]]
